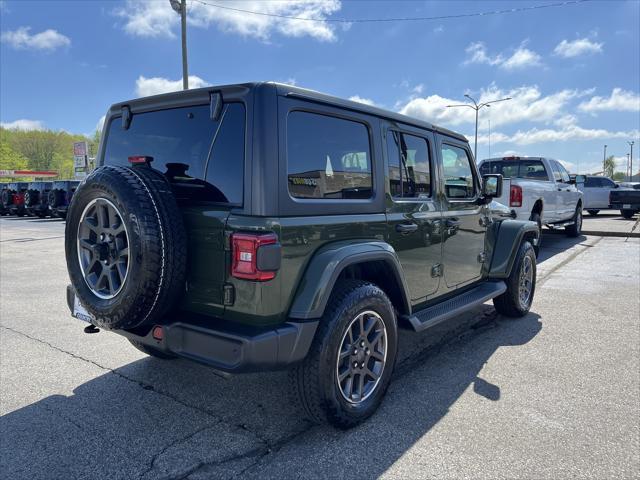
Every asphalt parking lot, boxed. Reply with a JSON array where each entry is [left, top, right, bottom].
[[1, 217, 639, 480]]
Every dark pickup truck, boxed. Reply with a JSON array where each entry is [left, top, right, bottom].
[[610, 183, 640, 219]]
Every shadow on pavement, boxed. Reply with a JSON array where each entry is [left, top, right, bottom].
[[0, 309, 542, 480], [537, 233, 587, 264]]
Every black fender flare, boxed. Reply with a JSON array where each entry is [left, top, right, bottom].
[[487, 219, 539, 278], [288, 241, 411, 320]]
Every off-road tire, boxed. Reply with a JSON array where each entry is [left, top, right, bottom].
[[128, 339, 177, 359], [24, 189, 39, 207], [565, 206, 582, 237], [587, 209, 600, 216], [621, 209, 635, 219], [290, 280, 398, 429], [493, 241, 536, 317], [48, 189, 65, 208], [65, 165, 187, 330]]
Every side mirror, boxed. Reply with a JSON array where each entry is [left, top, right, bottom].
[[615, 184, 620, 188], [482, 174, 503, 199]]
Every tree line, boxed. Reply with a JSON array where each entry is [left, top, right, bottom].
[[0, 127, 100, 182]]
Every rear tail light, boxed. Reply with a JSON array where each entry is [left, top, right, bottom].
[[128, 156, 153, 164], [510, 184, 523, 207], [231, 232, 279, 281]]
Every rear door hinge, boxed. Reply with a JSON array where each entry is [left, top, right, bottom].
[[431, 263, 443, 278]]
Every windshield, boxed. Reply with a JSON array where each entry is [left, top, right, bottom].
[[480, 160, 549, 180]]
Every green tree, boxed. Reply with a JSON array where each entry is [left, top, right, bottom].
[[0, 139, 30, 182], [603, 155, 616, 178], [612, 171, 626, 182]]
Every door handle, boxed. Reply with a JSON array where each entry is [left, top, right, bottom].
[[396, 223, 418, 234]]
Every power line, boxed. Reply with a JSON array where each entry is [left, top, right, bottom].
[[189, 0, 590, 24]]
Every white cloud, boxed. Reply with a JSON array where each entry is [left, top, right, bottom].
[[116, 0, 342, 42], [399, 84, 589, 131], [349, 95, 376, 106], [554, 38, 603, 58], [578, 88, 640, 113], [473, 125, 640, 146], [0, 26, 70, 51], [135, 75, 210, 97], [411, 83, 424, 95], [0, 119, 45, 130], [501, 47, 542, 70], [464, 41, 542, 70], [433, 25, 444, 34]]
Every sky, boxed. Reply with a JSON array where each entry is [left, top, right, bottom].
[[1, 0, 639, 174]]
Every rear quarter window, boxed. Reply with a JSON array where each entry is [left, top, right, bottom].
[[286, 111, 372, 200]]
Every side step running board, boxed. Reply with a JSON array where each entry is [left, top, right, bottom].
[[404, 281, 507, 332]]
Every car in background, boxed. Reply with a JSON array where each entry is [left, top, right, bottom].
[[2, 182, 29, 216], [24, 181, 53, 217], [610, 182, 640, 219], [581, 175, 618, 215], [48, 180, 81, 219], [478, 156, 583, 248]]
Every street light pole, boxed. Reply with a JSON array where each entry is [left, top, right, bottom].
[[603, 144, 607, 174], [446, 94, 512, 161], [170, 0, 189, 90]]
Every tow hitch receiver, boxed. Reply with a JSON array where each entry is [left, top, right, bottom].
[[84, 324, 100, 334]]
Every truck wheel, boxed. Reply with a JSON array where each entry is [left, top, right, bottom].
[[290, 280, 398, 429], [587, 209, 599, 216], [529, 212, 542, 253], [65, 165, 187, 330], [493, 241, 536, 318], [621, 209, 635, 219], [128, 339, 176, 359], [565, 207, 582, 237]]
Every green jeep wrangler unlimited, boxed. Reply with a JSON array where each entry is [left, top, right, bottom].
[[65, 82, 538, 428]]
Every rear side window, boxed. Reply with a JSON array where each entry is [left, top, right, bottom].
[[287, 111, 372, 199], [584, 177, 598, 187], [442, 144, 475, 199], [103, 103, 245, 205], [386, 131, 431, 198]]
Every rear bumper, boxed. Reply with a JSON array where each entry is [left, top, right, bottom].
[[610, 202, 640, 210], [66, 285, 317, 373]]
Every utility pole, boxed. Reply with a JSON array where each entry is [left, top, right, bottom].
[[628, 141, 635, 181], [603, 144, 607, 175], [446, 94, 511, 161], [170, 0, 189, 90]]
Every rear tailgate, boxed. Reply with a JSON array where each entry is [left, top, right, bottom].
[[610, 189, 640, 206]]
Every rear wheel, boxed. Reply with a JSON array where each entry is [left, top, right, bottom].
[[587, 209, 599, 216], [529, 212, 542, 254], [621, 209, 635, 219], [565, 206, 582, 237], [290, 280, 398, 429], [493, 241, 536, 317]]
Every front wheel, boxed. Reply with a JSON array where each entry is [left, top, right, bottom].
[[587, 209, 599, 216], [290, 280, 398, 429], [493, 241, 537, 317], [621, 209, 635, 219]]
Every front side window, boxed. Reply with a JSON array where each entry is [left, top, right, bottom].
[[386, 131, 431, 198], [442, 144, 475, 199], [287, 111, 372, 199], [550, 161, 563, 182], [556, 161, 571, 183]]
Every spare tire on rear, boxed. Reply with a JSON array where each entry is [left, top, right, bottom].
[[65, 165, 187, 330]]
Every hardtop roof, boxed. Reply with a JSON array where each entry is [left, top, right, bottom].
[[107, 81, 468, 143]]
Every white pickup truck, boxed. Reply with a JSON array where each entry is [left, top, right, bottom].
[[478, 156, 583, 245]]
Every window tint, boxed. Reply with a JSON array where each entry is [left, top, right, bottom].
[[556, 162, 570, 183], [103, 103, 245, 204], [442, 145, 475, 199], [479, 160, 548, 180], [602, 178, 616, 188], [287, 111, 372, 199], [584, 176, 598, 187], [387, 131, 431, 198], [203, 103, 245, 204]]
